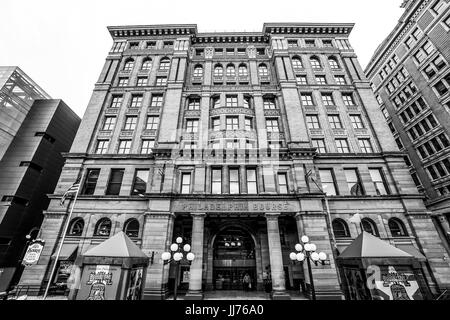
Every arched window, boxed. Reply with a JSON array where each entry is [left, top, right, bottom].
[[123, 218, 140, 238], [388, 218, 409, 237], [238, 64, 248, 77], [214, 64, 223, 77], [258, 64, 269, 76], [193, 65, 203, 77], [141, 58, 152, 71], [361, 218, 379, 237], [226, 64, 236, 77], [332, 219, 351, 238], [292, 57, 303, 70], [159, 57, 171, 71], [310, 57, 322, 69], [123, 59, 135, 72], [328, 57, 340, 70], [94, 218, 112, 237], [67, 218, 84, 236]]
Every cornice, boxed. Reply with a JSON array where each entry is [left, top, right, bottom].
[[108, 25, 197, 39], [262, 23, 354, 36]]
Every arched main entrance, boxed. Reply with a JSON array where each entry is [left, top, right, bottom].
[[213, 226, 257, 291]]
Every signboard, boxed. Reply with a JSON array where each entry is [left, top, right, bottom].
[[126, 267, 144, 300], [172, 200, 299, 213], [22, 240, 45, 266], [76, 265, 120, 300], [369, 266, 423, 300], [182, 270, 190, 283]]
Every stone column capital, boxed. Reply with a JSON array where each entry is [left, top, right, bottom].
[[144, 212, 175, 220], [265, 212, 280, 221], [191, 212, 206, 219]]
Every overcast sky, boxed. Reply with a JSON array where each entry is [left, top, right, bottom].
[[1, 0, 404, 117]]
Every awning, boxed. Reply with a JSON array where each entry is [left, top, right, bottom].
[[395, 244, 427, 262], [52, 244, 78, 260]]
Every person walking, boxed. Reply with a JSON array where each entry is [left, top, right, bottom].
[[243, 273, 251, 291]]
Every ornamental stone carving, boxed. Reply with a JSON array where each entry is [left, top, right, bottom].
[[246, 46, 256, 59], [205, 47, 214, 59]]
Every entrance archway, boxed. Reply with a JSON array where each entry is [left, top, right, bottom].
[[213, 226, 257, 291]]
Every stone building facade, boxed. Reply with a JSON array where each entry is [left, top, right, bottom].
[[18, 23, 450, 299], [365, 0, 450, 254]]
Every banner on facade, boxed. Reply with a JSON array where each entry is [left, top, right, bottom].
[[22, 240, 45, 266]]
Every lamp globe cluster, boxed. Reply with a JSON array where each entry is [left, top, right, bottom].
[[290, 235, 327, 263]]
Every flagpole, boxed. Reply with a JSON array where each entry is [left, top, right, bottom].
[[43, 183, 81, 300]]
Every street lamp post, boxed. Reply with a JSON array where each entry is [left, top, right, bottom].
[[289, 235, 327, 300], [161, 237, 195, 300]]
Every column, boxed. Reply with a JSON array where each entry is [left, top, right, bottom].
[[141, 212, 175, 300], [265, 213, 290, 300], [185, 213, 206, 299]]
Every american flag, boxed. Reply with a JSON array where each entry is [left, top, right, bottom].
[[60, 181, 80, 206]]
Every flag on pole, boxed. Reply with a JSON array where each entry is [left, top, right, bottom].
[[60, 181, 80, 206]]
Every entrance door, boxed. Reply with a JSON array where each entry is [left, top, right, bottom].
[[213, 227, 256, 291]]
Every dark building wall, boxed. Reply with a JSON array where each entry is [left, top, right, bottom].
[[0, 99, 80, 289]]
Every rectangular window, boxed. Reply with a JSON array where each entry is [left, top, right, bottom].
[[359, 139, 373, 153], [336, 139, 350, 153], [226, 117, 239, 130], [263, 98, 276, 109], [211, 168, 222, 194], [212, 117, 220, 131], [319, 169, 338, 195], [305, 39, 316, 47], [246, 168, 257, 194], [226, 139, 239, 150], [301, 93, 314, 106], [95, 140, 109, 154], [316, 76, 327, 85], [369, 168, 389, 195], [181, 173, 191, 194], [344, 168, 364, 196], [312, 139, 326, 153], [163, 41, 173, 49], [146, 116, 159, 130], [277, 173, 288, 194], [246, 140, 256, 150], [141, 140, 155, 154], [156, 77, 167, 86], [188, 98, 201, 110], [342, 93, 355, 106], [106, 169, 124, 195], [118, 77, 129, 87], [334, 75, 346, 85], [137, 77, 147, 86], [102, 116, 116, 131], [322, 40, 333, 47], [150, 94, 163, 108], [82, 169, 100, 195], [130, 95, 143, 108], [229, 168, 240, 194], [266, 118, 279, 132], [350, 115, 364, 129], [186, 119, 199, 133], [131, 169, 149, 195], [296, 75, 308, 85], [118, 140, 132, 154], [306, 115, 320, 129], [110, 95, 123, 108], [328, 115, 342, 129], [146, 41, 156, 49], [288, 40, 298, 47], [124, 116, 137, 130], [432, 0, 446, 14], [321, 93, 334, 106], [244, 117, 253, 131], [226, 95, 238, 107]]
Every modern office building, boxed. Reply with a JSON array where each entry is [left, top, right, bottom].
[[0, 67, 81, 292], [365, 0, 450, 254], [18, 23, 450, 300]]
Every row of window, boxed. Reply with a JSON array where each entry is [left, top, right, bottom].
[[319, 167, 390, 196], [332, 217, 409, 238], [433, 73, 450, 97], [426, 158, 450, 181], [385, 68, 409, 94], [306, 114, 365, 130], [113, 40, 173, 52], [300, 92, 356, 107], [378, 54, 400, 81], [67, 214, 410, 240], [117, 76, 167, 87], [413, 40, 436, 65], [68, 217, 139, 238], [398, 97, 428, 124], [102, 115, 159, 131], [406, 114, 439, 141], [291, 56, 340, 70], [422, 54, 446, 80], [296, 74, 347, 86], [312, 138, 374, 154], [194, 47, 266, 56], [95, 139, 155, 155], [391, 82, 418, 106], [416, 133, 450, 160]]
